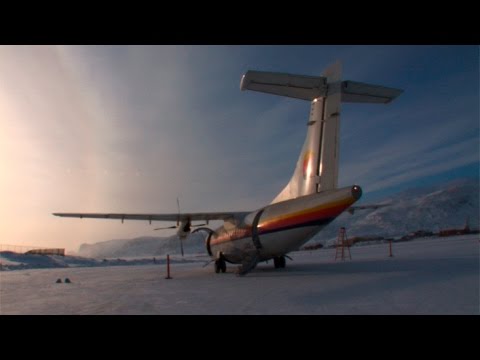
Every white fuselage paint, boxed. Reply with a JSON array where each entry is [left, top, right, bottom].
[[209, 185, 361, 264]]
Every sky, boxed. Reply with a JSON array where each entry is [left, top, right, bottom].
[[0, 45, 478, 252]]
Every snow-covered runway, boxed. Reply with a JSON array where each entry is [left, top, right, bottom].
[[1, 235, 478, 314]]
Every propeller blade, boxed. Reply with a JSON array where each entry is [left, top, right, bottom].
[[176, 196, 180, 226], [180, 237, 184, 257], [153, 225, 177, 230], [191, 223, 207, 227]]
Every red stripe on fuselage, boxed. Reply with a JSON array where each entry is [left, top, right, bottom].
[[259, 200, 353, 233]]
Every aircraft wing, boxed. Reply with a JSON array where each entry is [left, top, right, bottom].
[[52, 212, 250, 224], [347, 204, 390, 215]]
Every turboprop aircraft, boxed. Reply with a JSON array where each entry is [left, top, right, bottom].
[[54, 62, 402, 275]]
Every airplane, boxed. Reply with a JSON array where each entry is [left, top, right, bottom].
[[54, 61, 403, 276]]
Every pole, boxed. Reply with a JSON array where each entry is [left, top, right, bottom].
[[165, 254, 172, 279], [389, 240, 393, 257]]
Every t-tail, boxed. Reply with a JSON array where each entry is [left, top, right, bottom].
[[240, 61, 403, 204]]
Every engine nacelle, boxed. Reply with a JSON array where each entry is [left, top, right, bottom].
[[192, 227, 215, 256], [176, 219, 191, 238]]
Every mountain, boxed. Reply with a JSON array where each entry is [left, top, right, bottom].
[[78, 232, 207, 258], [308, 178, 479, 247]]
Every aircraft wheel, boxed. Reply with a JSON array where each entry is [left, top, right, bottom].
[[274, 256, 286, 269], [215, 258, 227, 273]]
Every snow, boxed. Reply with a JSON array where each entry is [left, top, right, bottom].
[[309, 179, 479, 247], [0, 251, 203, 271], [1, 234, 478, 314]]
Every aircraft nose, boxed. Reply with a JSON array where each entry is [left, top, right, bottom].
[[351, 185, 362, 200]]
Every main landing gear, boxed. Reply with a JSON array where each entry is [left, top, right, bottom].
[[273, 256, 286, 269], [214, 254, 226, 273]]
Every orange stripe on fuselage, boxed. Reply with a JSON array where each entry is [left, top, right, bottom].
[[259, 197, 354, 232], [210, 227, 252, 246]]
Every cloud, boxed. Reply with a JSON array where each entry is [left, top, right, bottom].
[[339, 101, 479, 193], [364, 139, 479, 192]]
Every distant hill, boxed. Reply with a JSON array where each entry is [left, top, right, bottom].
[[308, 178, 479, 247], [79, 179, 479, 257], [78, 232, 207, 258]]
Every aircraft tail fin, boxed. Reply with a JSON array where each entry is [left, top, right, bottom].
[[241, 62, 402, 204]]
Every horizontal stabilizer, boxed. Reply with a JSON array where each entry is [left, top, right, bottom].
[[240, 70, 327, 101], [340, 81, 403, 104], [241, 70, 403, 104]]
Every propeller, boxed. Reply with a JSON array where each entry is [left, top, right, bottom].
[[152, 197, 206, 257]]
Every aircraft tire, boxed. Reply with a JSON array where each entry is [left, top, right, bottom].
[[215, 258, 227, 273], [274, 256, 286, 269]]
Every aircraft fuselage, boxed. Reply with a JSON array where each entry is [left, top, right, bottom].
[[208, 185, 362, 264]]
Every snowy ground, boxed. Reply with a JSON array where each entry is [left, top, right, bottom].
[[0, 251, 202, 271], [1, 234, 478, 314]]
